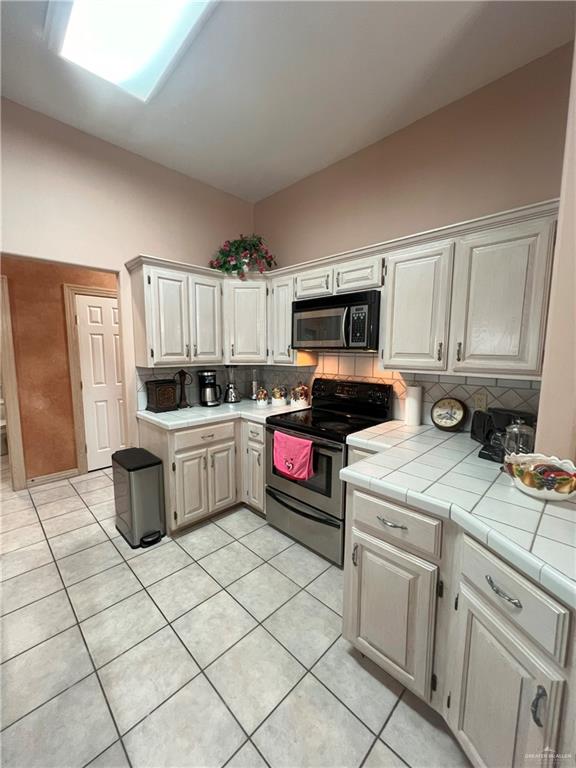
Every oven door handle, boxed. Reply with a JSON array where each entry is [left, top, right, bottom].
[[266, 489, 341, 528]]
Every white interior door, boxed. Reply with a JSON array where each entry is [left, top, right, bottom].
[[76, 294, 126, 470]]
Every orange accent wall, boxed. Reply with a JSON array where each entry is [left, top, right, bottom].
[[1, 255, 117, 479]]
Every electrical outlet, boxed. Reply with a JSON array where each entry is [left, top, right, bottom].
[[473, 391, 488, 411]]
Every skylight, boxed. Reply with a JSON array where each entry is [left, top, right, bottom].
[[58, 0, 213, 101]]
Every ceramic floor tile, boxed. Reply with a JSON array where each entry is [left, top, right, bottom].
[[67, 563, 142, 621], [253, 674, 373, 768], [214, 507, 267, 538], [206, 626, 305, 733], [35, 496, 87, 520], [69, 470, 107, 486], [305, 565, 344, 616], [1, 626, 93, 727], [240, 524, 294, 560], [128, 541, 193, 587], [79, 486, 115, 506], [364, 741, 406, 768], [0, 522, 45, 554], [58, 541, 123, 586], [43, 508, 95, 538], [269, 543, 331, 587], [99, 626, 199, 734], [86, 742, 129, 768], [1, 562, 63, 615], [313, 637, 403, 733], [472, 497, 541, 533], [113, 532, 170, 561], [227, 563, 300, 621], [147, 562, 221, 621], [50, 523, 108, 560], [0, 540, 53, 581], [89, 500, 117, 521], [263, 591, 341, 667], [0, 675, 117, 768], [1, 590, 75, 662], [382, 690, 470, 767], [123, 675, 244, 768], [226, 742, 267, 768], [176, 521, 234, 559], [0, 507, 38, 533], [98, 516, 121, 539], [532, 536, 576, 580], [72, 475, 113, 494], [0, 496, 34, 515], [537, 515, 576, 547], [199, 540, 263, 587], [173, 590, 257, 668], [81, 591, 166, 667], [30, 483, 77, 506]]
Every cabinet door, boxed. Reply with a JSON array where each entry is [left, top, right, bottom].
[[344, 528, 437, 698], [207, 441, 236, 513], [381, 241, 453, 370], [190, 276, 222, 363], [174, 448, 208, 529], [334, 256, 382, 294], [245, 440, 264, 512], [449, 583, 564, 768], [294, 268, 333, 298], [270, 277, 294, 364], [224, 281, 268, 363], [450, 217, 555, 374], [149, 268, 191, 365]]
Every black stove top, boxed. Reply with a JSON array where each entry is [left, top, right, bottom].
[[266, 378, 393, 443]]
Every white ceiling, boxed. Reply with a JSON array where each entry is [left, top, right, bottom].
[[2, 1, 574, 202]]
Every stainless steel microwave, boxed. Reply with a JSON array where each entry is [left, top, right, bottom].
[[292, 290, 380, 351]]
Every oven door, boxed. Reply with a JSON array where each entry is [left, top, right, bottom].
[[292, 307, 348, 349], [266, 427, 344, 517]]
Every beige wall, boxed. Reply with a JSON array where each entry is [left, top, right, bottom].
[[1, 99, 253, 450], [536, 41, 576, 460], [255, 45, 572, 265]]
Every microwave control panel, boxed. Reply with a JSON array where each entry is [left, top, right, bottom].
[[349, 305, 368, 346]]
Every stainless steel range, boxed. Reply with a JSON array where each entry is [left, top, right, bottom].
[[265, 377, 393, 566]]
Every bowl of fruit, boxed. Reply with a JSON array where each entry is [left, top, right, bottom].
[[503, 453, 576, 500]]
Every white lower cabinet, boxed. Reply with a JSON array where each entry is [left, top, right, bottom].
[[241, 421, 264, 512], [207, 441, 236, 512], [449, 583, 565, 768], [344, 527, 438, 698]]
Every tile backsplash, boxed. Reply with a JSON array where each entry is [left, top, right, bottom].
[[136, 353, 539, 429]]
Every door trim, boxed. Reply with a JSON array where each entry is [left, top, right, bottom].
[[0, 276, 27, 490], [63, 284, 119, 475]]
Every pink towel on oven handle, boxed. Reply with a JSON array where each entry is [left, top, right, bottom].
[[273, 431, 315, 481]]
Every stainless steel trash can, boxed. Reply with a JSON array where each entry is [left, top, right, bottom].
[[112, 448, 165, 548]]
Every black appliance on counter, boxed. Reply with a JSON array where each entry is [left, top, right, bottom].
[[145, 379, 178, 413], [198, 370, 222, 407], [471, 407, 537, 463], [292, 290, 380, 351], [265, 378, 393, 566]]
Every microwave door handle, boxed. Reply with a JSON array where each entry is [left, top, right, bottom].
[[341, 306, 349, 347]]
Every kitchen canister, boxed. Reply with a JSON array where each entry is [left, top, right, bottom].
[[405, 386, 423, 426]]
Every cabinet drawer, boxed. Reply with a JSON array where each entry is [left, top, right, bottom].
[[351, 488, 442, 559], [244, 422, 264, 444], [461, 536, 570, 664], [174, 422, 235, 452]]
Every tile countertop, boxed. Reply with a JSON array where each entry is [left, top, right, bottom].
[[342, 421, 576, 610], [136, 401, 310, 430]]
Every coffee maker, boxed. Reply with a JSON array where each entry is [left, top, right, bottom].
[[197, 370, 222, 407], [470, 407, 536, 463]]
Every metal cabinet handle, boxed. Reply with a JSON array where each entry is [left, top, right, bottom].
[[201, 433, 215, 440], [456, 341, 463, 362], [231, 343, 235, 357], [287, 344, 290, 356], [336, 273, 340, 288], [203, 456, 207, 470], [352, 543, 359, 566], [325, 275, 329, 289], [485, 575, 522, 608], [256, 453, 261, 466], [377, 515, 408, 531], [437, 342, 443, 361], [193, 343, 197, 357], [210, 454, 215, 468], [185, 344, 190, 357], [530, 685, 547, 727], [249, 430, 258, 438]]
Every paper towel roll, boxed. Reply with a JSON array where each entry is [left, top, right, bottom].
[[405, 386, 423, 427]]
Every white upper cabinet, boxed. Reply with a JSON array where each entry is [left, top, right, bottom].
[[190, 275, 222, 364], [223, 280, 268, 363], [382, 241, 454, 370], [150, 267, 191, 366], [269, 276, 294, 364], [295, 267, 333, 298], [449, 218, 555, 374], [334, 256, 382, 293]]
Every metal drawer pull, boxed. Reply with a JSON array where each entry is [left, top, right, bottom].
[[256, 453, 261, 466], [352, 543, 359, 566], [530, 686, 547, 727], [185, 344, 190, 357], [456, 341, 463, 362], [377, 515, 407, 530], [193, 344, 197, 357], [436, 342, 443, 361], [201, 433, 215, 440], [250, 431, 258, 438], [485, 575, 522, 608]]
